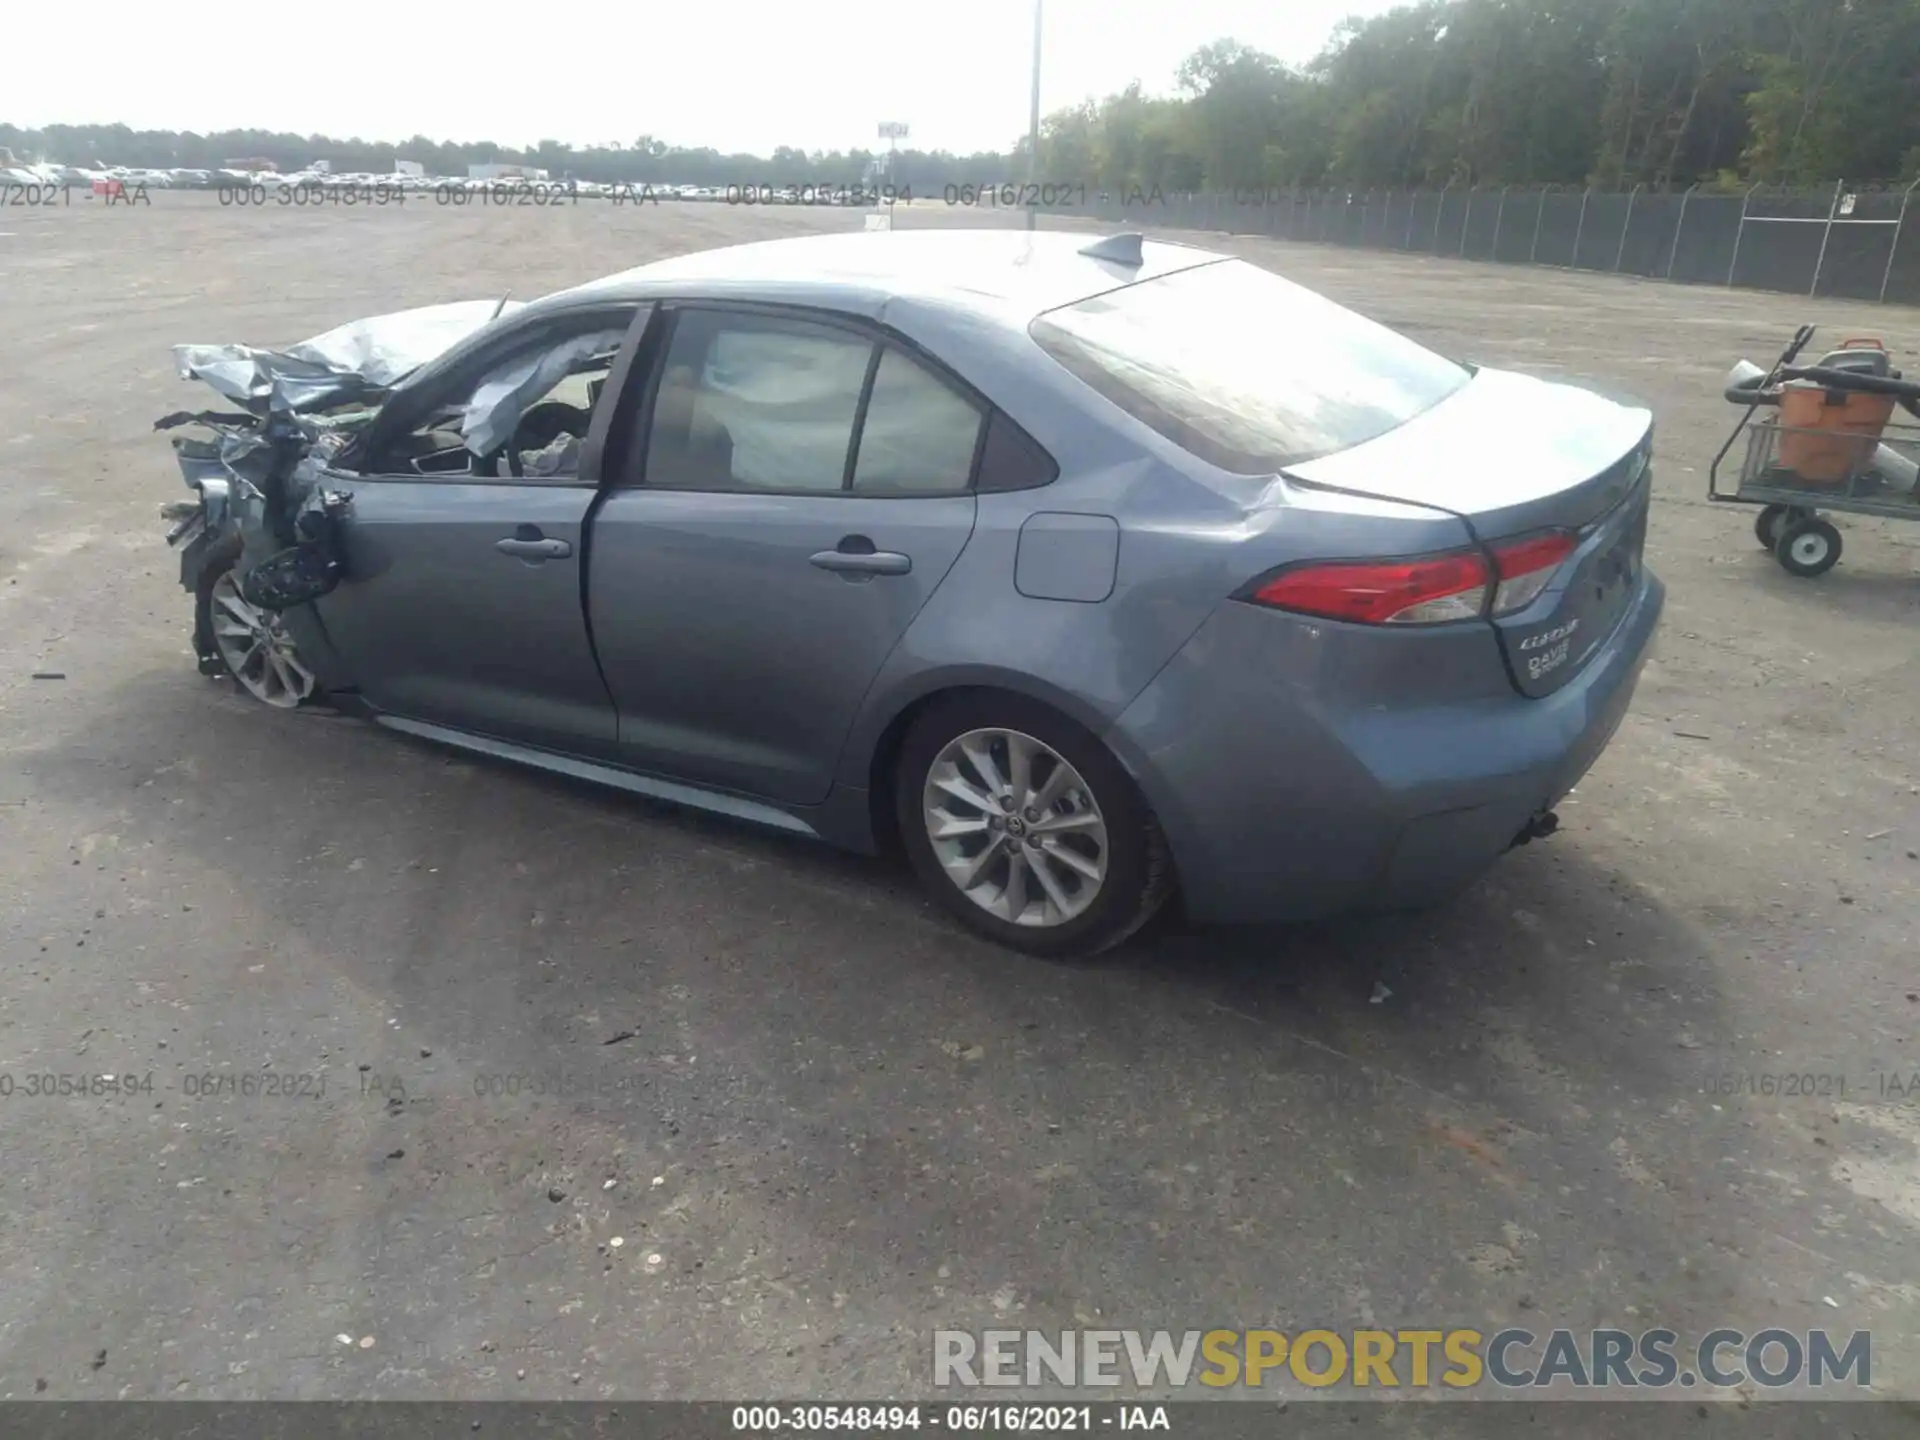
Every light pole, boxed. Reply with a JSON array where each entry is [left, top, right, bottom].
[[876, 121, 909, 229], [1026, 0, 1042, 231]]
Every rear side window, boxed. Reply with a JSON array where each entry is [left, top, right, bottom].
[[976, 411, 1059, 492], [851, 347, 984, 494], [1029, 259, 1471, 474]]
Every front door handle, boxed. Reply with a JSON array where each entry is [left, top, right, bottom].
[[811, 535, 910, 577], [496, 535, 572, 561]]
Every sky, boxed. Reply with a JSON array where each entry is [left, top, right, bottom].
[[6, 0, 1408, 157]]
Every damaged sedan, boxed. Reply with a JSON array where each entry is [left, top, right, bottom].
[[158, 229, 1663, 958]]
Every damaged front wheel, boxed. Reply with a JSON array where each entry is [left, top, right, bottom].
[[201, 565, 317, 709]]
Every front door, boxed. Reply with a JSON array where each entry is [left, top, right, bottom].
[[310, 305, 645, 754], [588, 305, 987, 805], [315, 476, 614, 750]]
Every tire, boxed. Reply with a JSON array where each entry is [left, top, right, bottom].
[[894, 692, 1173, 959], [1754, 504, 1810, 550], [1755, 505, 1787, 549], [193, 552, 319, 708], [189, 530, 243, 676], [1774, 516, 1842, 578]]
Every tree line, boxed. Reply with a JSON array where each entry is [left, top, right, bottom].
[[6, 0, 1916, 195], [1049, 0, 1920, 193]]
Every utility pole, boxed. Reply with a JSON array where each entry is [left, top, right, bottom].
[[876, 121, 909, 229]]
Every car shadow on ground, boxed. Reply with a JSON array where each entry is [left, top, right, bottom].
[[17, 664, 1820, 1382], [24, 664, 1728, 1130]]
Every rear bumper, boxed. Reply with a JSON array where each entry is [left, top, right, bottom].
[[1105, 568, 1665, 926]]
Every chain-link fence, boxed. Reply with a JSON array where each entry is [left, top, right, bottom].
[[1035, 182, 1920, 305]]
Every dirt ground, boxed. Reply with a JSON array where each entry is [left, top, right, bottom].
[[0, 193, 1917, 1419]]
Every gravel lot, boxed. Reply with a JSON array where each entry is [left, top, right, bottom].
[[1, 193, 1917, 1415]]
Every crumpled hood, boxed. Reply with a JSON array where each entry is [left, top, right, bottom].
[[173, 298, 523, 414]]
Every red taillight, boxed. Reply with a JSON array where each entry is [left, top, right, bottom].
[[1489, 530, 1576, 615], [1249, 551, 1491, 626]]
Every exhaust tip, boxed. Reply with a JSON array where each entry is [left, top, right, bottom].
[[1509, 811, 1560, 850]]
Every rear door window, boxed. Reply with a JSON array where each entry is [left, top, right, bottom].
[[644, 310, 873, 492], [850, 347, 985, 494], [1029, 259, 1471, 474]]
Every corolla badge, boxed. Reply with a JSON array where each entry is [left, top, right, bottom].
[[1519, 619, 1580, 652]]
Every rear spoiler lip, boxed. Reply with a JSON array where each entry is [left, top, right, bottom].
[[1282, 366, 1653, 532]]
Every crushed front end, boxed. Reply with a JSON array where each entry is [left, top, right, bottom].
[[160, 408, 361, 676]]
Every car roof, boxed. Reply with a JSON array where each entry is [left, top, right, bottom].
[[529, 229, 1229, 322]]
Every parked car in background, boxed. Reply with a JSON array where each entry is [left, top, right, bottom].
[[157, 230, 1663, 957]]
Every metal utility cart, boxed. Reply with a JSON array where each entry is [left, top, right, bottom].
[[1709, 325, 1920, 577]]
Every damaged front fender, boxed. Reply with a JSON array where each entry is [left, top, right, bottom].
[[160, 410, 314, 568], [238, 486, 355, 611]]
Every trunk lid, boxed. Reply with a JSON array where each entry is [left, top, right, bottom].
[[1285, 367, 1654, 697]]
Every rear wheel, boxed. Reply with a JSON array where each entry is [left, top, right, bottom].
[[197, 562, 317, 708], [895, 693, 1172, 959], [1774, 517, 1842, 578]]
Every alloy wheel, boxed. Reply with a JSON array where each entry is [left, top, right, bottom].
[[208, 570, 316, 708], [921, 727, 1109, 928]]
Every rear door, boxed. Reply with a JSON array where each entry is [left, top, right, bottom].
[[311, 305, 647, 753], [587, 304, 983, 805]]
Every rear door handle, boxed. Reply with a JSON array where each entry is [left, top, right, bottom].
[[496, 535, 572, 560], [811, 544, 911, 577]]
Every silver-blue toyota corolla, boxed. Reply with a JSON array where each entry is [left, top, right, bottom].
[[160, 228, 1663, 958]]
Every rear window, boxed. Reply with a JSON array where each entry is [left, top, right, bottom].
[[1029, 259, 1472, 473]]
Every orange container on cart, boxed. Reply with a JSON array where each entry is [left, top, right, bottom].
[[1776, 338, 1899, 485]]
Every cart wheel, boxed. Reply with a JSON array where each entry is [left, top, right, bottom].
[[1775, 517, 1842, 578], [1754, 504, 1797, 549]]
